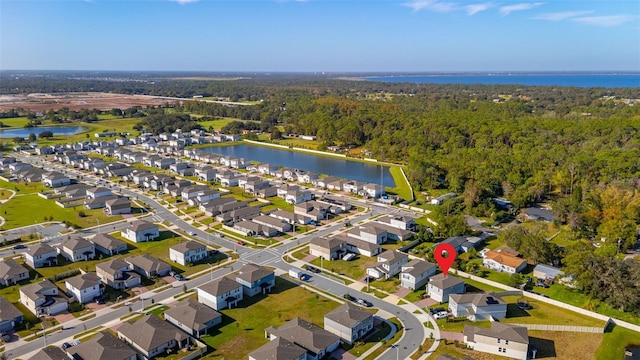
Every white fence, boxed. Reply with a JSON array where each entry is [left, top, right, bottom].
[[510, 323, 604, 333]]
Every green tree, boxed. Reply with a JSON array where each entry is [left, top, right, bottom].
[[28, 132, 36, 142]]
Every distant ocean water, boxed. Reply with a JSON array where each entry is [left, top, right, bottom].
[[366, 74, 640, 88]]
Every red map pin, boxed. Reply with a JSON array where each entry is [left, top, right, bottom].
[[434, 243, 456, 277]]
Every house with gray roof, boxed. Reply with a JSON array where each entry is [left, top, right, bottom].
[[19, 280, 69, 316], [0, 258, 30, 286], [169, 240, 207, 266], [249, 337, 306, 360], [164, 298, 222, 338], [0, 297, 23, 333], [90, 233, 128, 256], [30, 347, 68, 360], [309, 237, 347, 260], [68, 331, 137, 360], [126, 254, 171, 279], [121, 220, 159, 243], [118, 315, 191, 359], [96, 258, 141, 290], [235, 263, 275, 297], [57, 237, 95, 262], [533, 264, 564, 281], [366, 250, 409, 280], [449, 292, 507, 321], [106, 198, 132, 215], [324, 303, 374, 345], [197, 276, 243, 310], [65, 272, 104, 304], [427, 273, 465, 303], [265, 318, 340, 360], [24, 244, 59, 268], [464, 322, 529, 360], [400, 259, 436, 290]]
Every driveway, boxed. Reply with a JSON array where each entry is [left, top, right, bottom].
[[440, 330, 464, 342], [414, 298, 438, 309], [393, 287, 411, 298]]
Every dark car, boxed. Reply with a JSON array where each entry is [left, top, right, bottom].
[[357, 298, 373, 307], [61, 342, 71, 350], [305, 265, 321, 273], [174, 274, 185, 281], [12, 244, 27, 250], [343, 294, 355, 302]]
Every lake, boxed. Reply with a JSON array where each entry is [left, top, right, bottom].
[[200, 144, 396, 187], [367, 73, 640, 88], [0, 126, 88, 138]]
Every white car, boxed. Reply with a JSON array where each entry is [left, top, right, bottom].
[[189, 231, 197, 236], [434, 311, 449, 319]]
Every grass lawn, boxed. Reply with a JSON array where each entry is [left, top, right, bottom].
[[271, 137, 321, 150], [369, 278, 400, 294], [436, 318, 491, 333], [387, 166, 413, 200], [362, 317, 403, 360], [0, 117, 30, 128], [200, 278, 341, 360], [461, 277, 507, 293], [501, 295, 605, 327], [348, 321, 393, 357], [309, 253, 378, 280], [529, 330, 603, 360], [595, 325, 640, 360], [196, 117, 245, 131]]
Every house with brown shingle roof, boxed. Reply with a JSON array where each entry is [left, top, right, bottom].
[[400, 259, 436, 290], [197, 276, 243, 311], [235, 263, 275, 297], [164, 298, 222, 338], [169, 240, 207, 266], [265, 318, 340, 360], [57, 237, 95, 262], [117, 315, 191, 359], [96, 258, 141, 290], [68, 331, 137, 360], [90, 233, 128, 256], [483, 250, 527, 274], [24, 244, 58, 268], [464, 322, 529, 359], [324, 303, 374, 345], [249, 337, 306, 360], [19, 280, 69, 316], [366, 250, 409, 280], [0, 258, 29, 286], [0, 297, 23, 333], [125, 254, 171, 279]]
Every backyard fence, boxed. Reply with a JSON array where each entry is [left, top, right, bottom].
[[509, 323, 605, 333]]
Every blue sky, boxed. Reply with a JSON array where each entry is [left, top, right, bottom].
[[1, 0, 638, 72]]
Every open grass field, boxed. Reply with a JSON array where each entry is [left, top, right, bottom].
[[387, 166, 413, 200], [196, 117, 246, 131], [0, 117, 30, 128], [308, 252, 379, 280], [595, 325, 640, 360], [200, 278, 342, 360], [0, 180, 125, 230], [529, 330, 603, 360], [501, 295, 606, 327]]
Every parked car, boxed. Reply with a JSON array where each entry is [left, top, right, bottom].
[[94, 296, 105, 305], [343, 294, 355, 302], [12, 244, 27, 250], [305, 265, 321, 274], [237, 241, 245, 246], [342, 253, 356, 261], [174, 274, 185, 281], [429, 307, 445, 315], [188, 231, 197, 236], [357, 298, 373, 307], [434, 311, 449, 319], [61, 342, 72, 350]]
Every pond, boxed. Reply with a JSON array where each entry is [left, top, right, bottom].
[[200, 144, 396, 187], [0, 126, 88, 138]]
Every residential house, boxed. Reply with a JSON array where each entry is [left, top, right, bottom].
[[483, 250, 527, 274], [400, 259, 436, 290], [347, 225, 388, 245], [57, 237, 95, 262], [264, 318, 340, 360], [252, 215, 292, 233], [366, 250, 409, 280], [313, 176, 339, 189], [256, 186, 277, 198], [463, 322, 529, 360], [86, 187, 112, 199], [309, 237, 347, 260], [449, 292, 507, 321], [235, 263, 275, 297], [24, 244, 58, 268], [285, 188, 313, 205], [523, 207, 556, 223], [270, 209, 312, 225], [126, 254, 171, 279], [197, 276, 244, 310], [181, 185, 209, 203], [30, 347, 69, 360], [342, 237, 383, 258], [164, 298, 222, 338], [169, 240, 208, 266], [0, 297, 23, 333], [118, 315, 191, 359], [19, 280, 69, 316], [217, 206, 261, 224], [103, 197, 129, 214], [294, 201, 329, 221], [68, 331, 138, 360], [324, 303, 374, 345], [374, 215, 416, 231], [0, 258, 30, 286], [342, 181, 364, 194], [42, 173, 71, 188], [431, 192, 456, 205], [89, 234, 128, 256], [533, 264, 564, 281], [198, 197, 239, 216], [368, 222, 413, 241], [427, 274, 465, 303], [65, 272, 104, 304], [257, 163, 278, 175], [96, 258, 141, 290], [189, 189, 220, 207], [249, 337, 306, 360], [362, 183, 385, 198], [120, 220, 159, 243], [233, 221, 278, 238]]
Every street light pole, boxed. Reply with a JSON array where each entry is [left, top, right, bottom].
[[97, 218, 101, 234], [391, 345, 399, 360], [41, 321, 47, 347]]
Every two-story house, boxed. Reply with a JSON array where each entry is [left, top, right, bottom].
[[309, 237, 347, 260], [65, 272, 104, 304], [164, 298, 222, 338], [96, 258, 141, 290], [235, 263, 275, 297], [464, 322, 529, 360], [347, 225, 388, 245], [169, 241, 207, 266], [23, 244, 58, 268], [400, 259, 436, 290], [57, 237, 95, 262], [324, 303, 374, 345], [427, 273, 465, 303], [120, 220, 159, 243], [197, 276, 244, 311], [0, 259, 30, 286], [19, 280, 68, 316], [366, 250, 409, 280]]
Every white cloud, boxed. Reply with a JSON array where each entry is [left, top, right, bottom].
[[499, 2, 543, 15], [465, 2, 494, 15], [533, 10, 593, 21], [572, 15, 635, 27], [403, 0, 457, 13]]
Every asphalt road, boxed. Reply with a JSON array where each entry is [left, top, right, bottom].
[[6, 153, 427, 360]]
